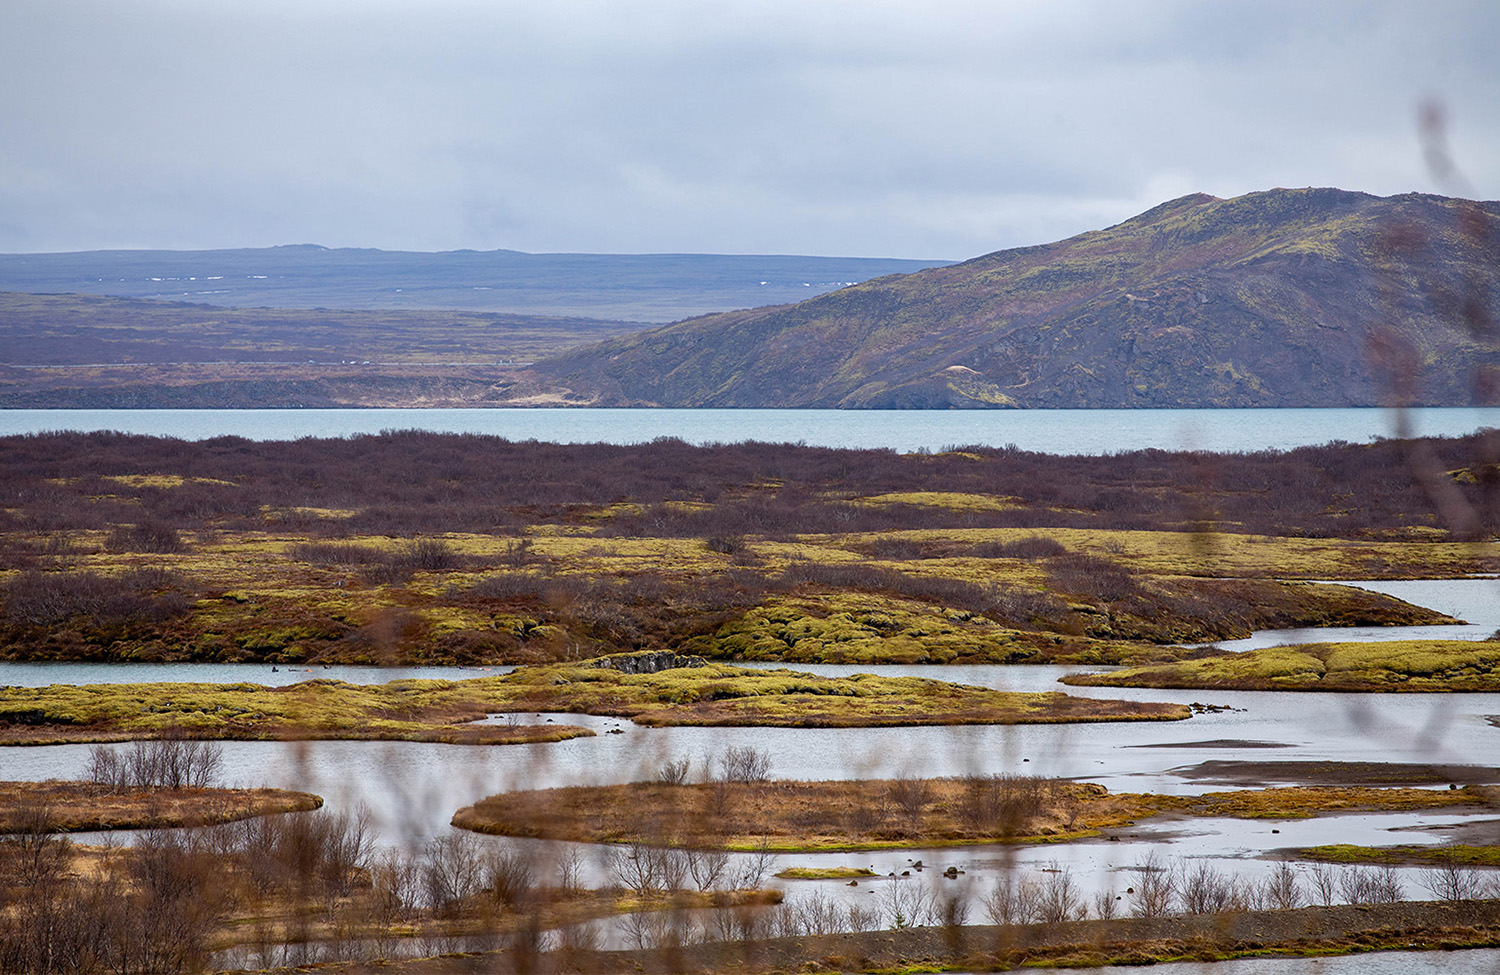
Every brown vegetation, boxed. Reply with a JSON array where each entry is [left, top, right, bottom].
[[0, 780, 322, 832], [451, 775, 1485, 851], [362, 899, 1500, 974], [0, 810, 787, 974], [0, 430, 1488, 668]]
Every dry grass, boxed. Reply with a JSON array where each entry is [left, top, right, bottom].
[[0, 779, 322, 832], [452, 779, 1488, 852]]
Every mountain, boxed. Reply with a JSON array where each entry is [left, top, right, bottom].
[[0, 247, 947, 324], [532, 189, 1500, 408]]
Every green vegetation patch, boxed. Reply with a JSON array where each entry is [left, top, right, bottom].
[[1299, 844, 1500, 867], [774, 866, 878, 880], [680, 595, 1176, 666], [1188, 785, 1484, 819], [498, 654, 1191, 727], [1062, 641, 1500, 692], [0, 678, 596, 745], [0, 652, 1188, 743], [849, 492, 1024, 512]]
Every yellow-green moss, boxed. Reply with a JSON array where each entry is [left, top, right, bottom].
[[1064, 641, 1500, 692], [0, 653, 1189, 743]]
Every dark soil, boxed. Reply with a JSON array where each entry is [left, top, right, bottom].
[[1175, 760, 1500, 787]]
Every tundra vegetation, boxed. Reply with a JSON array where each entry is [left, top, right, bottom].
[[2, 431, 1500, 971], [0, 654, 1188, 744], [0, 430, 1492, 673]]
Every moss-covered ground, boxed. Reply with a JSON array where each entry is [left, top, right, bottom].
[[1062, 640, 1500, 692], [0, 676, 597, 745], [1, 433, 1492, 677], [774, 866, 877, 880], [0, 522, 1468, 669], [0, 652, 1188, 743], [1299, 843, 1500, 866], [451, 777, 1487, 852]]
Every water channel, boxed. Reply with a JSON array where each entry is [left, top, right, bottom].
[[3, 405, 1498, 454], [3, 562, 1497, 964]]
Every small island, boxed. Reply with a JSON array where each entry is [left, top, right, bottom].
[[452, 775, 1485, 852], [1061, 640, 1500, 692], [0, 779, 323, 832], [0, 651, 1188, 744]]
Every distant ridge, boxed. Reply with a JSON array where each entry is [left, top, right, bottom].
[[0, 247, 949, 324], [532, 188, 1500, 408]]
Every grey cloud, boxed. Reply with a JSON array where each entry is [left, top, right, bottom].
[[1, 0, 1495, 258]]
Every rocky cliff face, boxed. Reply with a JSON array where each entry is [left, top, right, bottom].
[[534, 189, 1500, 408]]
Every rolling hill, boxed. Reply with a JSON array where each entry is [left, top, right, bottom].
[[532, 188, 1500, 408]]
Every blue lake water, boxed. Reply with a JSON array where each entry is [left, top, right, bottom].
[[1, 406, 1498, 454]]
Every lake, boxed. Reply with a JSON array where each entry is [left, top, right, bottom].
[[2, 406, 1498, 454]]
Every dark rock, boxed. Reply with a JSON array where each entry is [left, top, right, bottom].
[[587, 650, 708, 675]]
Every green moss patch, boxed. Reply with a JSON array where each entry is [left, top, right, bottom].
[[0, 651, 1188, 744], [1300, 843, 1500, 866], [1062, 640, 1500, 692]]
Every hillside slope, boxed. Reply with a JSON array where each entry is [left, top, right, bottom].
[[534, 189, 1500, 408]]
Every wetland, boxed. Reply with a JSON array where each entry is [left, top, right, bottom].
[[1, 428, 1499, 971]]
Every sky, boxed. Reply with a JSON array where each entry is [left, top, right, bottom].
[[1, 0, 1496, 259]]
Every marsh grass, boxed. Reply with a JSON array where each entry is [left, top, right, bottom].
[[453, 778, 1483, 851], [0, 780, 322, 833]]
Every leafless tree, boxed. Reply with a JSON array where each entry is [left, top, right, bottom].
[[486, 846, 538, 907], [984, 874, 1042, 925], [657, 756, 691, 785], [1262, 861, 1303, 910], [717, 745, 772, 784], [422, 831, 486, 916], [883, 876, 937, 929], [728, 839, 776, 890], [1132, 851, 1177, 918], [1037, 863, 1083, 923], [1418, 860, 1481, 902], [1308, 861, 1338, 907], [886, 775, 930, 825], [1180, 861, 1235, 915], [686, 846, 730, 891], [1092, 886, 1120, 920], [610, 842, 664, 895]]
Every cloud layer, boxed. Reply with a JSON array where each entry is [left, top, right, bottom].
[[2, 0, 1495, 257]]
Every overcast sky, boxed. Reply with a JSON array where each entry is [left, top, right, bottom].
[[1, 0, 1495, 259]]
